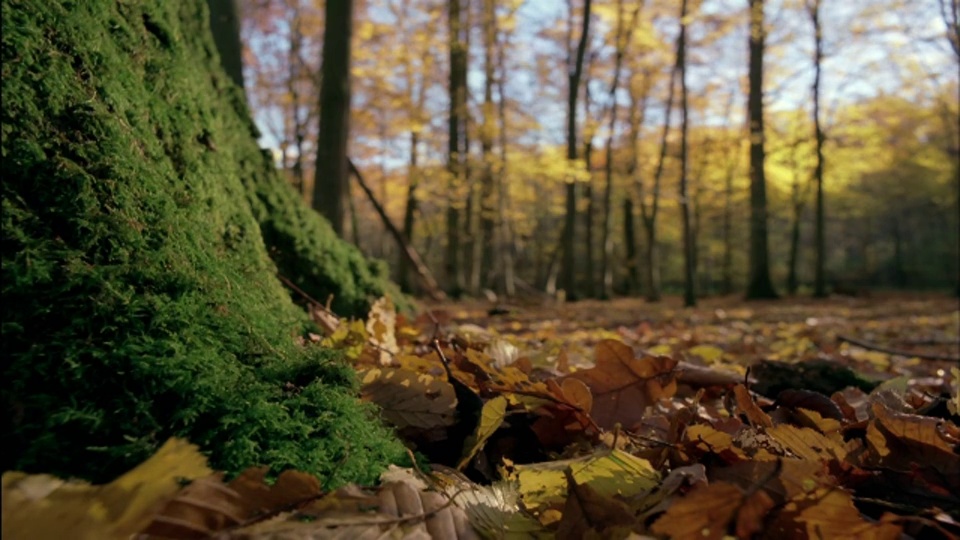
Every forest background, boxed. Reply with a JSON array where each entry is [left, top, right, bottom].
[[240, 0, 958, 302]]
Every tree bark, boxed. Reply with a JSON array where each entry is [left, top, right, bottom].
[[399, 130, 419, 292], [480, 0, 497, 290], [287, 4, 307, 196], [745, 0, 778, 299], [313, 0, 354, 236], [495, 21, 516, 296], [206, 0, 245, 95], [600, 0, 642, 299], [561, 0, 593, 301], [808, 0, 828, 298], [677, 0, 695, 307], [446, 0, 467, 295], [640, 49, 680, 302]]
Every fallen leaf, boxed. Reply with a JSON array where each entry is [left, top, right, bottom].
[[359, 367, 457, 430], [2, 438, 210, 540], [458, 395, 509, 470], [557, 469, 636, 540], [508, 449, 659, 513], [734, 384, 773, 428], [649, 482, 744, 540], [565, 340, 677, 430]]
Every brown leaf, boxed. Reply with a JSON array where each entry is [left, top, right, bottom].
[[796, 489, 903, 540], [557, 469, 636, 540], [734, 384, 773, 428], [735, 489, 776, 539], [565, 340, 677, 430], [865, 401, 960, 486], [650, 482, 743, 540], [766, 424, 848, 461], [140, 474, 245, 538], [227, 467, 322, 519], [359, 367, 457, 430], [560, 378, 593, 413]]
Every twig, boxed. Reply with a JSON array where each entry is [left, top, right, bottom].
[[837, 334, 960, 362], [278, 273, 337, 317]]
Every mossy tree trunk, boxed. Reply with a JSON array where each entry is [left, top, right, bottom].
[[2, 0, 405, 485]]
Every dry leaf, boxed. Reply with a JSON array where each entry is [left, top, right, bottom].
[[360, 367, 457, 430], [457, 395, 508, 470], [365, 296, 400, 366], [2, 438, 210, 540], [557, 469, 636, 540], [649, 482, 743, 540], [565, 340, 677, 430], [734, 384, 773, 428]]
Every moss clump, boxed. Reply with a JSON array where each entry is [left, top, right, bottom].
[[1, 0, 405, 484]]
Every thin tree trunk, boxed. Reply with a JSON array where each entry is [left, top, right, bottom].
[[287, 4, 307, 196], [399, 130, 419, 292], [583, 50, 598, 296], [462, 0, 479, 294], [600, 0, 642, 299], [313, 0, 354, 236], [745, 0, 778, 299], [445, 0, 467, 295], [626, 71, 650, 297], [809, 0, 827, 298], [721, 162, 734, 295], [787, 198, 802, 295], [937, 0, 959, 296], [720, 91, 738, 296], [349, 160, 446, 301], [479, 0, 497, 291], [623, 197, 638, 294], [496, 22, 516, 296], [640, 46, 680, 302], [561, 0, 593, 301], [678, 0, 695, 307]]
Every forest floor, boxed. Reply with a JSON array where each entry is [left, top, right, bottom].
[[6, 292, 959, 539], [421, 292, 960, 378]]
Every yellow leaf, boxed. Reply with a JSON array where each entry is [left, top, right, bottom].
[[458, 396, 508, 470], [508, 449, 659, 512], [2, 438, 210, 540], [688, 344, 725, 364]]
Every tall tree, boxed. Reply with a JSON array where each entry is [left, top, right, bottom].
[[677, 0, 696, 307], [639, 52, 680, 302], [495, 9, 517, 297], [395, 0, 438, 292], [286, 1, 309, 196], [745, 0, 778, 299], [785, 127, 812, 295], [807, 0, 828, 297], [601, 0, 643, 298], [206, 0, 246, 95], [480, 0, 497, 290], [313, 0, 354, 236], [938, 0, 960, 296], [446, 0, 468, 294], [560, 0, 593, 300], [623, 70, 651, 296]]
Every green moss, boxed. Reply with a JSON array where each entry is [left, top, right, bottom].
[[1, 0, 405, 485]]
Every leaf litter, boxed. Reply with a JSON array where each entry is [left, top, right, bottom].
[[3, 295, 959, 539]]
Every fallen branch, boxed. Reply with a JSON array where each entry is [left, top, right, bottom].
[[348, 158, 446, 302], [837, 334, 960, 362]]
